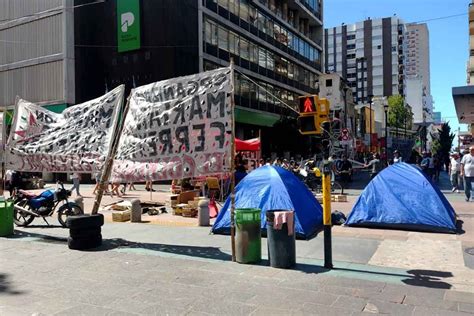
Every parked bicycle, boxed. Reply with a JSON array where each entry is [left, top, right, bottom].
[[13, 182, 83, 228]]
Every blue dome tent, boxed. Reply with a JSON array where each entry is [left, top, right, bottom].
[[345, 163, 457, 233], [212, 166, 323, 239]]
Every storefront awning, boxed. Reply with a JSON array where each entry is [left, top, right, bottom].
[[235, 107, 280, 127]]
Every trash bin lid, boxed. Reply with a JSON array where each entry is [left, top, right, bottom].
[[235, 208, 261, 224]]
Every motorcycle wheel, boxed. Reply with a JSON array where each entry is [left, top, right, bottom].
[[57, 203, 83, 228], [13, 199, 35, 227]]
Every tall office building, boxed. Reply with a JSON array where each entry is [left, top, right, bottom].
[[1, 0, 324, 154], [324, 17, 406, 104], [468, 0, 474, 85], [405, 23, 430, 95], [0, 0, 75, 114]]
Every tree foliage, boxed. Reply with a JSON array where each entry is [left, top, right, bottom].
[[431, 123, 455, 161], [387, 95, 412, 129]]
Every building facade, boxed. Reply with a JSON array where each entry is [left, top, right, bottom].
[[1, 0, 324, 157], [324, 17, 406, 104], [0, 0, 75, 113], [405, 23, 430, 95]]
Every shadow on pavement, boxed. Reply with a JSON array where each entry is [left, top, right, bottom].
[[7, 231, 455, 289], [403, 269, 453, 289], [333, 267, 453, 289], [0, 273, 23, 295]]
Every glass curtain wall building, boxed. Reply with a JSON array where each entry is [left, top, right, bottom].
[[201, 0, 323, 139]]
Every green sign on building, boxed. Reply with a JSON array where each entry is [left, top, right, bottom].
[[117, 0, 141, 53]]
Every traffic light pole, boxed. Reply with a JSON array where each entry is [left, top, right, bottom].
[[321, 160, 333, 269]]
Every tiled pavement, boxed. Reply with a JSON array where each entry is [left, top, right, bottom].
[[1, 172, 473, 315]]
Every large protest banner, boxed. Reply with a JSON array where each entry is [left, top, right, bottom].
[[6, 85, 124, 172], [113, 67, 233, 182]]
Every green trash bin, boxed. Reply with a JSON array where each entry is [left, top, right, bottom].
[[235, 208, 261, 264], [0, 198, 14, 237]]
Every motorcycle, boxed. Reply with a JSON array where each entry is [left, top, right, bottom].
[[13, 182, 83, 228]]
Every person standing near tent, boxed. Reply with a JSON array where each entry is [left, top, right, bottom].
[[460, 146, 474, 202], [364, 153, 383, 179], [449, 152, 461, 193]]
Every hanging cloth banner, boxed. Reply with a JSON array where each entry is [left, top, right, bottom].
[[112, 67, 233, 182], [6, 85, 125, 172]]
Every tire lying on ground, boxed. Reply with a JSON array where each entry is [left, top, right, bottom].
[[66, 214, 104, 229], [66, 214, 104, 250], [67, 234, 102, 250], [69, 226, 101, 239]]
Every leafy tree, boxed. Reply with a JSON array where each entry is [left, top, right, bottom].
[[387, 95, 412, 128], [431, 123, 455, 162]]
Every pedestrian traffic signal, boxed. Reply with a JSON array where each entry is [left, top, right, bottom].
[[298, 96, 317, 113], [297, 96, 330, 135]]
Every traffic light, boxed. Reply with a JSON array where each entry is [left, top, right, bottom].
[[297, 96, 330, 135]]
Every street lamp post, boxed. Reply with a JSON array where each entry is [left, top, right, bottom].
[[384, 102, 389, 163], [343, 86, 349, 129]]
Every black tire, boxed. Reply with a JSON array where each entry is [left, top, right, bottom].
[[331, 181, 344, 195], [66, 214, 104, 229], [13, 199, 35, 227], [67, 234, 102, 250], [69, 227, 101, 239], [58, 203, 83, 228]]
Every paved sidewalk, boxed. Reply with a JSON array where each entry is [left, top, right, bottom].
[[1, 229, 474, 315], [2, 172, 473, 315]]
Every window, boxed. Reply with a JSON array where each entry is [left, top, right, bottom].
[[347, 43, 356, 50], [249, 5, 257, 26], [267, 51, 274, 70], [229, 0, 238, 15], [204, 18, 218, 45], [229, 31, 238, 55], [240, 78, 250, 99], [218, 26, 228, 51], [346, 53, 356, 59], [377, 45, 382, 49], [239, 0, 249, 21], [257, 12, 266, 32], [249, 43, 258, 63], [240, 38, 249, 60], [326, 79, 333, 87], [257, 84, 267, 103], [258, 47, 266, 68], [218, 0, 228, 9], [347, 34, 356, 40]]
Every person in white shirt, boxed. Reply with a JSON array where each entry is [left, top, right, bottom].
[[392, 150, 403, 164], [460, 146, 474, 202], [70, 173, 81, 197], [449, 152, 461, 193]]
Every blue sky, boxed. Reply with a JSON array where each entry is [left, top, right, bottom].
[[324, 0, 470, 135]]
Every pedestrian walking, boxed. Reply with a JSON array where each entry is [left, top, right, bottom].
[[70, 173, 81, 197], [460, 146, 474, 202], [449, 152, 461, 193], [337, 155, 353, 187]]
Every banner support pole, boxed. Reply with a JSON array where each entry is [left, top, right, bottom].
[[92, 96, 130, 215], [229, 59, 236, 262]]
